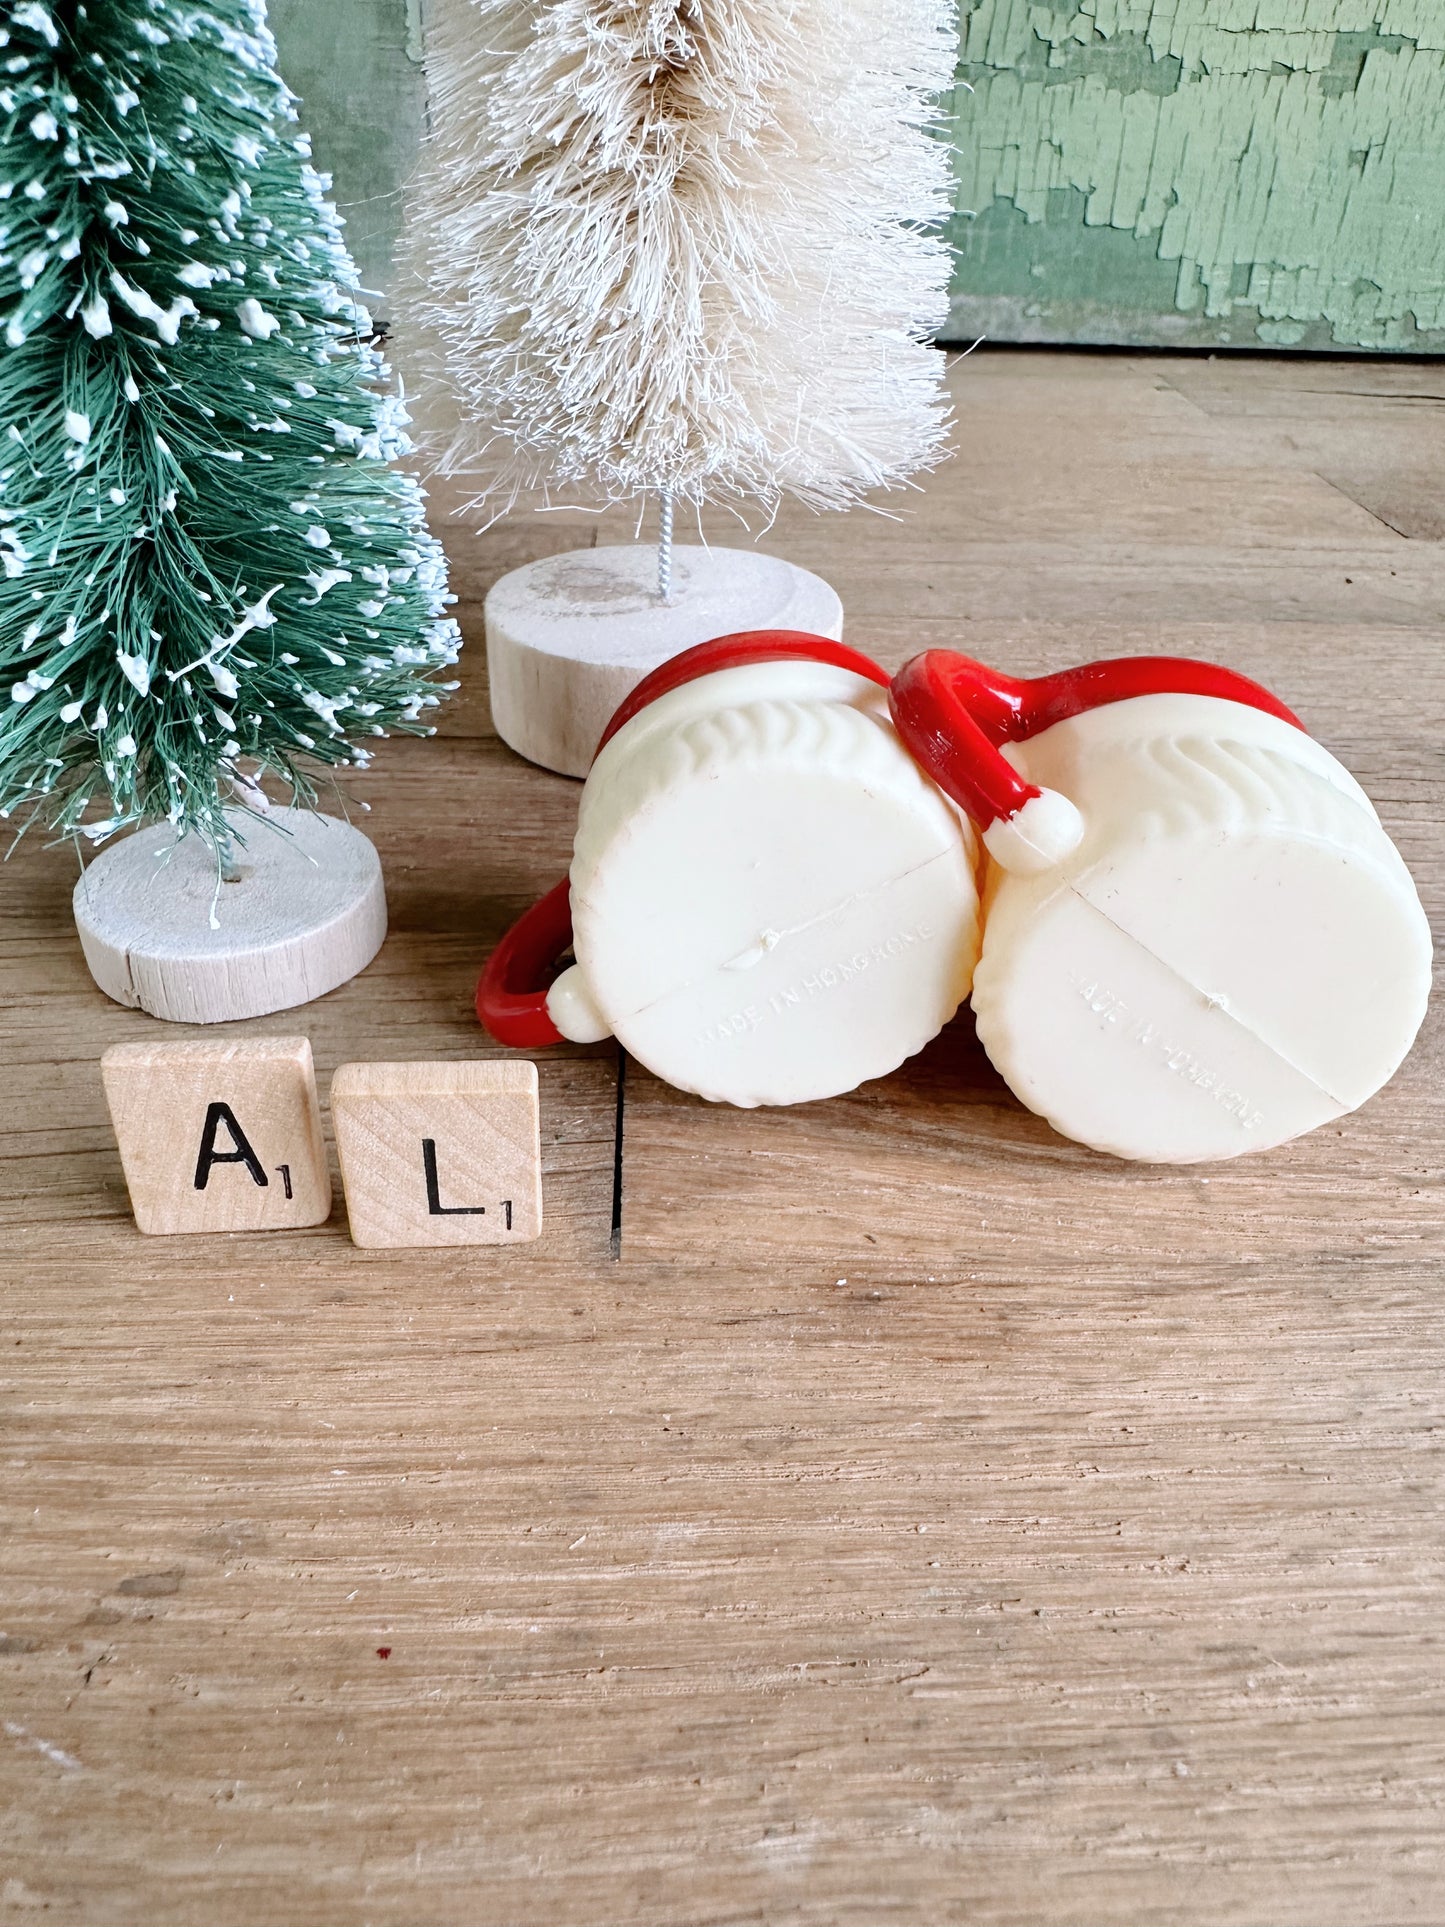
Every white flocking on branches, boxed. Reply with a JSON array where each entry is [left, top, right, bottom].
[[402, 0, 957, 516]]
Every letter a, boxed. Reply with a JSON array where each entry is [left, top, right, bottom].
[[194, 1102, 269, 1191]]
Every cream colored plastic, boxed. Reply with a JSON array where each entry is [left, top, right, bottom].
[[547, 660, 983, 1106], [972, 693, 1433, 1163]]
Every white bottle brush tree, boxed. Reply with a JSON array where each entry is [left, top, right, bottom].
[[406, 0, 958, 590], [0, 0, 461, 867]]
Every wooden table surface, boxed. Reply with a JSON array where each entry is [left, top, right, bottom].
[[3, 350, 1443, 1926]]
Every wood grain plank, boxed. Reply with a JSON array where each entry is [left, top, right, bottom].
[[425, 354, 1445, 748], [2, 348, 1443, 1927], [3, 1250, 1443, 1924]]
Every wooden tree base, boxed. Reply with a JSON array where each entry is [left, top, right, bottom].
[[74, 807, 387, 1024], [485, 543, 844, 777]]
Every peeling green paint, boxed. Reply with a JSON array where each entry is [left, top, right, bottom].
[[948, 0, 1445, 350], [269, 0, 425, 314], [266, 0, 1442, 353]]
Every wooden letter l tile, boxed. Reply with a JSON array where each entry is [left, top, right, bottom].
[[331, 1060, 542, 1250]]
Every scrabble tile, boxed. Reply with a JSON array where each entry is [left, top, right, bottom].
[[331, 1060, 542, 1250], [101, 1036, 331, 1236]]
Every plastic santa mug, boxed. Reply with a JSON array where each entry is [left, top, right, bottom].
[[477, 632, 985, 1108], [479, 634, 1432, 1163], [888, 647, 1432, 1162]]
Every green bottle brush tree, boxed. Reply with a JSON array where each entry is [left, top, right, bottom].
[[0, 0, 461, 1019], [0, 0, 459, 853]]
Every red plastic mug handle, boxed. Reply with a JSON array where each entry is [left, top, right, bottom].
[[477, 630, 890, 1048], [889, 650, 1303, 837], [476, 879, 574, 1048]]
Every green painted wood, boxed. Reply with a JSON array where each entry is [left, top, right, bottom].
[[268, 0, 1444, 355], [268, 0, 425, 318], [946, 1, 1445, 352]]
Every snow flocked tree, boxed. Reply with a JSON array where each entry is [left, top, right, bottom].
[[407, 0, 956, 517], [0, 0, 460, 859], [402, 0, 957, 778]]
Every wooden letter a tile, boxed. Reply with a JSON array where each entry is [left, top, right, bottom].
[[101, 1037, 332, 1235]]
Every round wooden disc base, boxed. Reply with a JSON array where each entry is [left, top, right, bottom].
[[485, 544, 844, 777], [74, 808, 387, 1024]]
